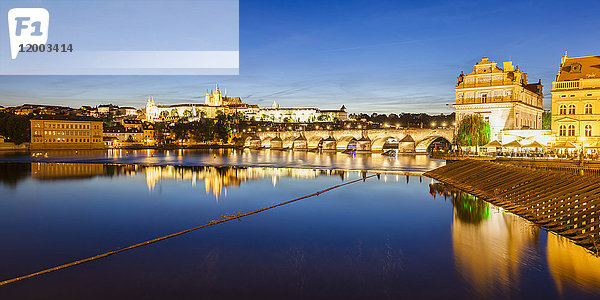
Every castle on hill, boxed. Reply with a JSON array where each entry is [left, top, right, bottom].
[[144, 84, 348, 123]]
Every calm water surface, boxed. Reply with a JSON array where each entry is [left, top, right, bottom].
[[0, 149, 444, 173], [0, 152, 599, 299]]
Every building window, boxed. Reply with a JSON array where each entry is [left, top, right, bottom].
[[585, 103, 593, 114], [585, 125, 592, 137], [559, 125, 566, 136], [568, 125, 576, 136], [559, 105, 566, 115], [568, 104, 576, 114], [481, 94, 487, 103]]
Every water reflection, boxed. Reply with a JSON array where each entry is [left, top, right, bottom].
[[547, 233, 600, 295], [2, 163, 355, 200], [430, 182, 600, 297], [0, 149, 444, 173]]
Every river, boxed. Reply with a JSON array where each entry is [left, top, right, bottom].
[[0, 150, 598, 299]]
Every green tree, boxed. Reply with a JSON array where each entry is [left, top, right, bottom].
[[455, 114, 490, 152], [0, 113, 30, 144], [173, 122, 190, 142], [160, 110, 170, 119], [153, 122, 169, 145], [183, 110, 192, 118], [542, 111, 551, 130], [102, 112, 115, 127], [170, 109, 179, 118], [214, 113, 232, 143]]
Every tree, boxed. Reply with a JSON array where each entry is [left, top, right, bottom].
[[126, 135, 134, 142], [102, 112, 115, 127], [183, 110, 192, 118], [214, 113, 232, 143], [170, 109, 179, 118], [160, 110, 170, 119], [542, 111, 551, 130], [454, 114, 490, 152], [0, 112, 30, 144], [173, 122, 190, 141], [153, 122, 169, 145]]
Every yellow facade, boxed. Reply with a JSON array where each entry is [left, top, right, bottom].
[[30, 117, 104, 150], [455, 57, 544, 141], [551, 53, 600, 149]]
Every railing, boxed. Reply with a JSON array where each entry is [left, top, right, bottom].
[[457, 80, 516, 88], [553, 81, 580, 90], [456, 96, 514, 105]]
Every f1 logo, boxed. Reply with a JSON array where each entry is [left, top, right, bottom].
[[8, 8, 49, 59]]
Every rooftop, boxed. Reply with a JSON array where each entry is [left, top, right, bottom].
[[556, 54, 600, 81], [31, 115, 102, 122]]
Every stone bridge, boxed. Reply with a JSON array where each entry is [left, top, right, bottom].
[[235, 128, 453, 153]]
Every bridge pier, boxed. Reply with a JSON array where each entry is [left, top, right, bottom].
[[356, 137, 372, 152], [322, 137, 337, 151], [270, 137, 283, 150]]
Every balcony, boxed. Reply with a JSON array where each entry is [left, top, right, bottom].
[[457, 80, 516, 88], [553, 81, 580, 90], [456, 96, 515, 105], [553, 78, 600, 90]]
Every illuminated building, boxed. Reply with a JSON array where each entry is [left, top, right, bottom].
[[30, 116, 104, 150], [144, 84, 347, 123], [144, 84, 259, 120], [551, 53, 600, 150], [247, 100, 348, 123], [455, 57, 544, 141]]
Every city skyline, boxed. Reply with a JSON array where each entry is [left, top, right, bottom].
[[1, 0, 599, 113]]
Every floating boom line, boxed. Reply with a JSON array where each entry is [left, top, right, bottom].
[[0, 173, 378, 287]]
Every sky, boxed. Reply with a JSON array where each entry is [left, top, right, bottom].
[[0, 0, 599, 114]]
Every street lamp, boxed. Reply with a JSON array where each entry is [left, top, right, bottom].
[[431, 122, 436, 128]]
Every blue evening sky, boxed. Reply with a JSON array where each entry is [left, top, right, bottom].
[[1, 0, 599, 114]]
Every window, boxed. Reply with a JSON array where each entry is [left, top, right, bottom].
[[585, 125, 592, 137], [559, 125, 566, 136], [559, 105, 566, 115], [568, 104, 576, 114], [481, 94, 487, 103], [568, 125, 576, 136], [585, 103, 593, 114]]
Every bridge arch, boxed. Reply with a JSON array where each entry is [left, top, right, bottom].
[[336, 136, 358, 151], [371, 136, 400, 152], [307, 136, 324, 150], [261, 136, 274, 149], [415, 136, 451, 153]]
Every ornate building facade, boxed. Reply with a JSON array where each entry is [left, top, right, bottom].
[[454, 57, 544, 141], [144, 84, 259, 121], [144, 84, 348, 123], [551, 53, 600, 150], [246, 101, 348, 123]]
